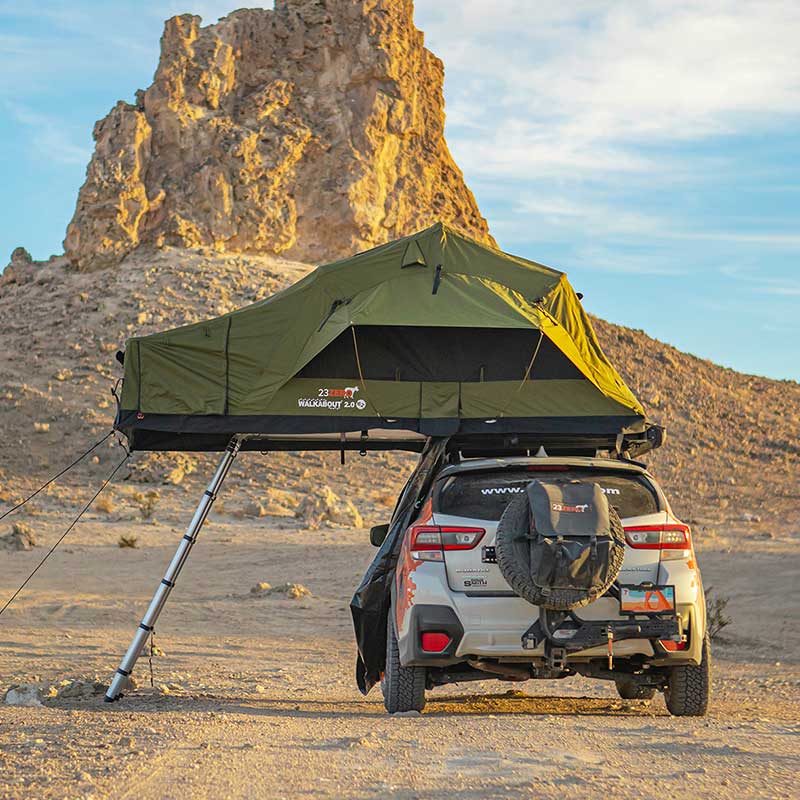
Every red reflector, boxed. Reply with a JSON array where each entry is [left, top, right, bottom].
[[421, 632, 451, 653], [659, 639, 688, 651]]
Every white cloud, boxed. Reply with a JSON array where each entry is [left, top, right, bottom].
[[415, 0, 800, 291], [514, 195, 662, 237], [720, 264, 800, 296], [565, 243, 689, 277], [419, 0, 800, 179], [676, 231, 800, 247], [450, 118, 661, 179], [760, 286, 800, 296], [494, 191, 800, 272], [6, 102, 90, 165]]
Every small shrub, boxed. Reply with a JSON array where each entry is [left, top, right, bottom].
[[131, 490, 159, 519], [118, 534, 138, 549], [705, 586, 732, 640], [95, 494, 116, 514]]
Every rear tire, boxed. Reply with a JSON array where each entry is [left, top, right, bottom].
[[664, 633, 711, 716], [615, 680, 656, 701], [382, 607, 426, 714]]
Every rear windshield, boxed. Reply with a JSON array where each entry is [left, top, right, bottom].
[[434, 468, 661, 522]]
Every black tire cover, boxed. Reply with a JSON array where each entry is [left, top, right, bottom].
[[495, 489, 626, 610]]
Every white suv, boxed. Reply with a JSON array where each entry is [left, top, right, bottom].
[[382, 455, 710, 716]]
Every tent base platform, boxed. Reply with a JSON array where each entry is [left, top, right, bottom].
[[118, 420, 664, 459]]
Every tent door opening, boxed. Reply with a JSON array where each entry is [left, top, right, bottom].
[[297, 325, 583, 384]]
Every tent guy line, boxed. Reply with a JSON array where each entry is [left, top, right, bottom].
[[0, 448, 130, 618], [0, 430, 114, 523]]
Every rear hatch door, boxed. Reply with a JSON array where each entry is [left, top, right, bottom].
[[434, 466, 664, 594]]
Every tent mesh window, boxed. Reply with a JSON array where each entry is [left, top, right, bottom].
[[297, 326, 583, 383]]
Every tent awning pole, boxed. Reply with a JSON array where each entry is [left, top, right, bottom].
[[104, 435, 244, 702]]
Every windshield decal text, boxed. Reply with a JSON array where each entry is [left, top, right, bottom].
[[480, 484, 621, 496]]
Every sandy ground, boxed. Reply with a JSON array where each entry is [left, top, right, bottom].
[[1, 485, 799, 800]]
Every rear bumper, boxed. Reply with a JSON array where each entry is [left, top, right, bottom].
[[394, 560, 705, 669], [399, 604, 465, 667], [399, 594, 703, 668]]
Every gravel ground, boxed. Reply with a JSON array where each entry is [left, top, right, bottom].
[[1, 507, 798, 799]]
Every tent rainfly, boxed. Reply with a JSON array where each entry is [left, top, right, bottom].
[[115, 222, 647, 453], [105, 223, 658, 703]]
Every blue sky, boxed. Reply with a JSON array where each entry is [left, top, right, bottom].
[[1, 1, 798, 381]]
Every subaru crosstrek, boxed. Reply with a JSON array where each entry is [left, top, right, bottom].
[[381, 455, 710, 716]]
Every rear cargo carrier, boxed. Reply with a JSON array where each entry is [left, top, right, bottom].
[[495, 479, 626, 611]]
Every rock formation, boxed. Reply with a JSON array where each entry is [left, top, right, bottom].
[[64, 0, 494, 270]]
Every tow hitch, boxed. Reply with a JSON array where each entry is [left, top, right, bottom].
[[523, 605, 681, 669]]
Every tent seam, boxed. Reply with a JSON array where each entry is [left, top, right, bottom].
[[136, 341, 142, 412], [223, 317, 232, 415]]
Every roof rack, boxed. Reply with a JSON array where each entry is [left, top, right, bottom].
[[443, 423, 665, 462]]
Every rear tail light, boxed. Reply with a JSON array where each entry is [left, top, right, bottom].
[[659, 639, 689, 652], [410, 525, 485, 561], [410, 527, 444, 550], [624, 524, 691, 550], [421, 632, 451, 652]]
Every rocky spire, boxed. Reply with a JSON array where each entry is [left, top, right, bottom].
[[64, 0, 494, 270]]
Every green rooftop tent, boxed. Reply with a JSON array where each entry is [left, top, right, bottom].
[[105, 222, 661, 703], [115, 222, 650, 454]]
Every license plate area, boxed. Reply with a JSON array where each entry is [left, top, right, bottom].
[[619, 585, 675, 615]]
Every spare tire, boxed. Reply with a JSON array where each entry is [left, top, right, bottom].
[[495, 482, 626, 611]]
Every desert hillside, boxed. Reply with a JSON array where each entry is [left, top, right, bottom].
[[5, 1, 795, 533], [1, 247, 797, 536]]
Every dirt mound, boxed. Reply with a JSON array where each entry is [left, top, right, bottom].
[[250, 582, 312, 599], [593, 317, 800, 528], [295, 486, 364, 529]]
